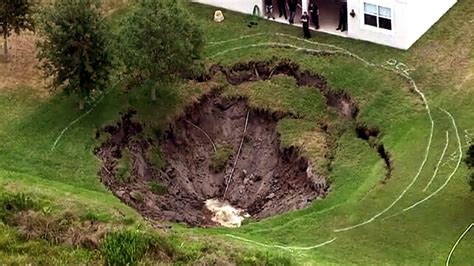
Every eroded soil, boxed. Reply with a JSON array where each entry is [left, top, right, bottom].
[[201, 59, 359, 119], [356, 124, 393, 179], [95, 59, 395, 227], [96, 93, 327, 226]]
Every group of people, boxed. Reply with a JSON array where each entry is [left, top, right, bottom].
[[264, 0, 348, 39], [264, 0, 299, 24]]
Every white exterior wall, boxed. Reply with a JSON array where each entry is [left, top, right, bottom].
[[404, 0, 457, 48], [192, 0, 263, 15], [193, 0, 457, 50], [347, 0, 457, 49], [346, 0, 409, 49]]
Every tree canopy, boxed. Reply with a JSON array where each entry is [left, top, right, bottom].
[[36, 0, 112, 110], [0, 0, 35, 60], [117, 0, 204, 101], [467, 145, 474, 191]]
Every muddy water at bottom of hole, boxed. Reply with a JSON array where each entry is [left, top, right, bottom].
[[205, 198, 250, 228]]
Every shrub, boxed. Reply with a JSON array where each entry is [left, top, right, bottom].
[[129, 191, 144, 203], [121, 217, 136, 226], [147, 147, 165, 170], [148, 181, 168, 195], [80, 211, 109, 223], [210, 145, 233, 173], [0, 192, 38, 221], [0, 192, 37, 212], [470, 173, 474, 192], [466, 145, 474, 191], [101, 230, 150, 266], [7, 210, 107, 249], [116, 150, 133, 182], [466, 145, 474, 168]]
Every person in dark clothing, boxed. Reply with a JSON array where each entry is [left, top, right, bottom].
[[308, 1, 320, 29], [288, 0, 297, 24], [265, 0, 275, 19], [277, 0, 287, 19], [301, 11, 311, 38], [336, 4, 348, 32]]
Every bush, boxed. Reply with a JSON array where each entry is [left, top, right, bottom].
[[466, 145, 474, 191], [116, 150, 133, 182], [80, 211, 109, 223], [147, 147, 165, 170], [470, 173, 474, 192], [0, 193, 37, 212], [466, 145, 474, 168], [148, 181, 168, 195], [210, 145, 233, 173], [0, 192, 38, 221], [129, 191, 144, 203], [101, 230, 151, 266]]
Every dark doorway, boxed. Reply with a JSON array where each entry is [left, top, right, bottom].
[[263, 0, 348, 36], [317, 0, 348, 34], [264, 0, 303, 24]]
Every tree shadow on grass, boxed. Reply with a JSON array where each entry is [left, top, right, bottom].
[[0, 83, 180, 191]]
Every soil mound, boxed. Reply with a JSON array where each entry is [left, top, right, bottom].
[[202, 59, 359, 119], [96, 94, 327, 226]]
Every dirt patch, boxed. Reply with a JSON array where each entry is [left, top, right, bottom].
[[355, 124, 393, 179], [201, 59, 359, 119], [0, 33, 46, 92], [96, 93, 327, 227]]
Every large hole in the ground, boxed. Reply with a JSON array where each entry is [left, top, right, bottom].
[[96, 93, 328, 227]]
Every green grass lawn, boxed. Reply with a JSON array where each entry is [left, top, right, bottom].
[[0, 0, 473, 264]]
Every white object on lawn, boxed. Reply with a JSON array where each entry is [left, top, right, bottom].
[[214, 10, 224, 22]]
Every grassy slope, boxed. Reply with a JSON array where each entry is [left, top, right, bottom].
[[0, 0, 473, 264]]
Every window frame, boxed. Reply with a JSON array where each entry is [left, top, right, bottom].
[[361, 2, 394, 33]]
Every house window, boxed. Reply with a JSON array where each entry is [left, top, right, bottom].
[[364, 3, 392, 30]]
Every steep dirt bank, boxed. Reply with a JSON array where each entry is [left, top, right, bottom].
[[200, 59, 359, 119], [95, 59, 394, 226], [96, 93, 328, 226], [356, 124, 393, 179], [202, 59, 391, 179]]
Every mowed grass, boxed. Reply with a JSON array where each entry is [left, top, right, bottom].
[[0, 0, 473, 264]]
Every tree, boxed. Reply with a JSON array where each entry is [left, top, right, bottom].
[[36, 0, 112, 110], [0, 0, 35, 61], [118, 0, 204, 101], [466, 145, 474, 168], [466, 145, 474, 191]]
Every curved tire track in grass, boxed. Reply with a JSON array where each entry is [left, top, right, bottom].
[[51, 94, 105, 152], [207, 37, 435, 233], [446, 223, 474, 266], [225, 234, 337, 252], [51, 80, 121, 152], [423, 131, 450, 192], [383, 109, 462, 220]]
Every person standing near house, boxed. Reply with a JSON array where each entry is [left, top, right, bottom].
[[265, 0, 275, 19], [301, 11, 311, 38], [288, 0, 297, 24], [277, 0, 287, 19], [308, 1, 320, 29], [336, 3, 348, 32]]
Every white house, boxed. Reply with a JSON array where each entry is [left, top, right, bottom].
[[192, 0, 457, 50]]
